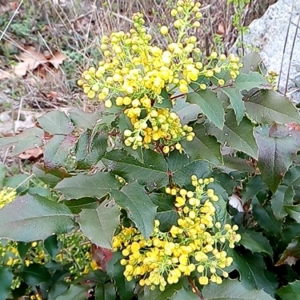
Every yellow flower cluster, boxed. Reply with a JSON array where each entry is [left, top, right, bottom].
[[112, 176, 241, 291], [0, 231, 99, 292], [0, 187, 17, 209], [78, 0, 242, 153]]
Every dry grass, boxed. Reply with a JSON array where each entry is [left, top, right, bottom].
[[0, 0, 277, 120]]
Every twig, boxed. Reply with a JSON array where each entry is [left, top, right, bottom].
[[284, 12, 300, 96], [0, 0, 24, 42], [278, 5, 293, 92], [188, 277, 205, 300]]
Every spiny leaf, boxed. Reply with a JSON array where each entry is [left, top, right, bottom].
[[245, 90, 300, 124], [255, 125, 299, 193], [0, 267, 13, 299], [111, 182, 157, 239], [173, 97, 201, 124], [285, 205, 300, 223], [0, 194, 75, 242], [271, 185, 294, 219], [78, 199, 120, 249], [44, 135, 76, 169], [187, 90, 225, 129], [38, 111, 74, 135], [207, 110, 258, 159], [54, 172, 120, 199], [68, 108, 100, 130], [0, 127, 44, 156], [103, 149, 169, 189], [181, 124, 222, 165], [222, 72, 269, 124], [202, 279, 275, 300], [277, 280, 300, 300], [239, 230, 273, 256]]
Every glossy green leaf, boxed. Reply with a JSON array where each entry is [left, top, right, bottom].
[[239, 230, 273, 256], [33, 165, 69, 188], [111, 182, 157, 239], [0, 127, 44, 156], [171, 288, 198, 300], [245, 90, 300, 124], [107, 252, 135, 300], [232, 250, 277, 295], [271, 185, 294, 219], [68, 107, 100, 130], [242, 175, 267, 204], [181, 124, 222, 165], [0, 194, 75, 242], [255, 125, 299, 193], [240, 52, 263, 74], [187, 90, 225, 129], [56, 285, 90, 300], [283, 166, 300, 187], [277, 280, 300, 300], [44, 135, 76, 169], [207, 110, 258, 159], [0, 267, 13, 299], [221, 156, 255, 173], [222, 72, 268, 124], [173, 97, 201, 124], [285, 205, 300, 223], [202, 279, 275, 300], [276, 237, 300, 266], [21, 263, 51, 286], [78, 199, 119, 249], [38, 110, 74, 134], [55, 172, 120, 199], [104, 149, 169, 189], [76, 132, 107, 168], [44, 235, 61, 258], [172, 160, 211, 186], [252, 197, 282, 235]]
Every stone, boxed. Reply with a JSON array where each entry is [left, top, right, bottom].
[[234, 0, 300, 102]]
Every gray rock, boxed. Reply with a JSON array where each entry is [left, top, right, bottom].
[[234, 0, 300, 102]]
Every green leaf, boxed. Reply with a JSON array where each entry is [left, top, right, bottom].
[[221, 156, 255, 173], [202, 279, 275, 300], [44, 135, 76, 169], [242, 175, 267, 204], [255, 125, 299, 193], [252, 197, 282, 235], [75, 132, 107, 168], [78, 199, 119, 249], [111, 182, 157, 239], [181, 124, 222, 165], [171, 288, 198, 300], [187, 90, 225, 129], [271, 185, 294, 219], [232, 250, 277, 295], [21, 263, 51, 286], [207, 110, 258, 159], [107, 252, 135, 300], [0, 127, 44, 156], [56, 285, 90, 300], [240, 52, 263, 74], [276, 237, 300, 266], [285, 205, 300, 223], [0, 163, 6, 188], [44, 235, 61, 258], [173, 97, 201, 124], [38, 111, 74, 134], [222, 72, 269, 124], [140, 278, 186, 300], [0, 194, 75, 242], [68, 107, 100, 130], [55, 172, 120, 199], [277, 280, 300, 300], [172, 160, 211, 186], [0, 267, 13, 299], [239, 230, 273, 256], [245, 90, 300, 124], [104, 149, 169, 189], [283, 166, 300, 187]]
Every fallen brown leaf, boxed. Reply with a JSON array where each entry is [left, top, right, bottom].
[[19, 147, 43, 160], [48, 51, 67, 69]]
